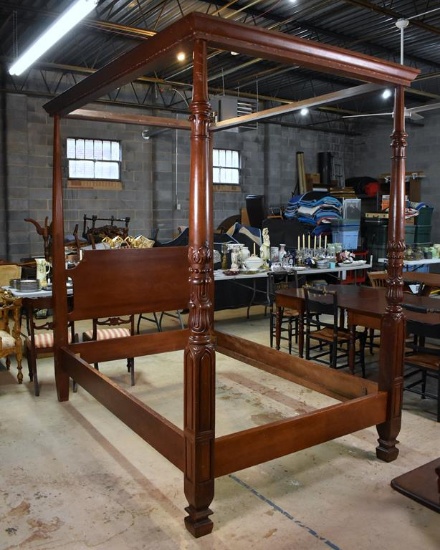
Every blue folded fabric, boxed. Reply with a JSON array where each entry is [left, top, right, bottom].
[[409, 201, 430, 211], [226, 223, 262, 246], [283, 194, 342, 231]]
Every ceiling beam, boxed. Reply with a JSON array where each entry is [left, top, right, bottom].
[[44, 12, 419, 117], [212, 83, 384, 130], [67, 108, 191, 129]]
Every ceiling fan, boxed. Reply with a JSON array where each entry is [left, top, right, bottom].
[[344, 14, 440, 122]]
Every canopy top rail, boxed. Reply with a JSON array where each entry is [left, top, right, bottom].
[[44, 12, 419, 118]]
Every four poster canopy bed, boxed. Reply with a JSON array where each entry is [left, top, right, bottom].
[[44, 13, 418, 537]]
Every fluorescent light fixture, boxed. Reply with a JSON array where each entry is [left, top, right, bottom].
[[9, 0, 98, 76]]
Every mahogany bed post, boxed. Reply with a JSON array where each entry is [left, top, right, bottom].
[[183, 38, 216, 536], [376, 85, 406, 462], [51, 114, 70, 402]]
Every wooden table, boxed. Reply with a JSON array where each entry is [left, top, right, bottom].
[[402, 271, 440, 296], [391, 458, 440, 513], [275, 285, 386, 361], [275, 285, 440, 371]]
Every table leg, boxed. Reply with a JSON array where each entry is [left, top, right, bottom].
[[348, 323, 355, 374], [298, 313, 304, 358], [275, 305, 282, 350], [246, 278, 258, 319]]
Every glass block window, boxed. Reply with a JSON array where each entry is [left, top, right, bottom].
[[213, 148, 240, 185], [67, 138, 121, 180]]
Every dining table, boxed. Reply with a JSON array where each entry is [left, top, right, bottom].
[[275, 284, 440, 372], [4, 284, 74, 327], [391, 458, 440, 513], [402, 271, 440, 296], [214, 258, 373, 316]]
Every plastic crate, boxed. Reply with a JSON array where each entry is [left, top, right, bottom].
[[331, 226, 359, 249], [368, 245, 387, 266], [415, 207, 433, 225], [404, 264, 429, 273], [363, 220, 415, 246], [405, 225, 415, 244], [363, 219, 388, 247], [415, 224, 432, 244]]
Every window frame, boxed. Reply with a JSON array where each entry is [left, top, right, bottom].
[[212, 148, 241, 186], [66, 137, 122, 182]]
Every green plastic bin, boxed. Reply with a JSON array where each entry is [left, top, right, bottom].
[[415, 207, 433, 225], [415, 224, 432, 244], [405, 225, 415, 244]]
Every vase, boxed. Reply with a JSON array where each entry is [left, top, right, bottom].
[[279, 244, 286, 264]]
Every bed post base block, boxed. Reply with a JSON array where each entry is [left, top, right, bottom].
[[184, 505, 213, 537]]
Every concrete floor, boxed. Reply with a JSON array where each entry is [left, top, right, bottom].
[[0, 307, 439, 550]]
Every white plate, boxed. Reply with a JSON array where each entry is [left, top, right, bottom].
[[337, 260, 366, 267]]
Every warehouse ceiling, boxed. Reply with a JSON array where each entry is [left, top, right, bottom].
[[2, 0, 440, 127]]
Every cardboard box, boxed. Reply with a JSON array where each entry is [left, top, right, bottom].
[[306, 173, 320, 184]]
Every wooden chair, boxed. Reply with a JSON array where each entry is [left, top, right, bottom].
[[82, 215, 130, 248], [366, 270, 388, 353], [304, 285, 366, 375], [403, 304, 440, 422], [268, 273, 299, 354], [24, 296, 76, 396], [82, 315, 136, 385], [367, 270, 388, 287], [0, 289, 23, 383], [0, 263, 22, 287]]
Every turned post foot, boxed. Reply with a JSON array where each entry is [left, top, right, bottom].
[[376, 437, 400, 463], [184, 506, 213, 537]]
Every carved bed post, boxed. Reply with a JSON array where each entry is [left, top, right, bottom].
[[376, 85, 406, 462], [52, 114, 70, 402], [183, 38, 216, 536]]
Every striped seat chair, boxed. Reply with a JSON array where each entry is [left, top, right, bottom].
[[82, 315, 135, 386], [24, 295, 76, 396]]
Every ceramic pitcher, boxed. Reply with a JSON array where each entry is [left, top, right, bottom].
[[35, 258, 51, 287]]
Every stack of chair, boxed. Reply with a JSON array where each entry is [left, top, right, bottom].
[[403, 303, 440, 422], [304, 285, 366, 376], [268, 272, 299, 354], [367, 270, 388, 353]]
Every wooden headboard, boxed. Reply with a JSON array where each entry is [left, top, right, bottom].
[[68, 246, 190, 321]]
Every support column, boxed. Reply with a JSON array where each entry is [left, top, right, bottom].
[[376, 85, 406, 462], [52, 114, 70, 402], [183, 39, 215, 537]]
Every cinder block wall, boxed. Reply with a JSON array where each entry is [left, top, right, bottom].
[[351, 115, 440, 245], [3, 92, 357, 261]]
